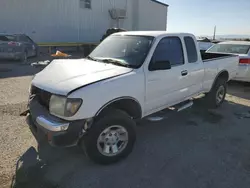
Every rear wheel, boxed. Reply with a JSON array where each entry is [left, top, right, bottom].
[[205, 78, 227, 108], [81, 109, 136, 164]]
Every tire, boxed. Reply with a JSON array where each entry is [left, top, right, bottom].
[[106, 28, 117, 35], [20, 51, 28, 62], [81, 109, 136, 164], [205, 78, 227, 108], [100, 34, 108, 42], [117, 28, 126, 32]]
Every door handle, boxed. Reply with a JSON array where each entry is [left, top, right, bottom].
[[181, 70, 188, 76]]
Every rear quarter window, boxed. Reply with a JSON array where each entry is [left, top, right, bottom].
[[184, 37, 198, 63]]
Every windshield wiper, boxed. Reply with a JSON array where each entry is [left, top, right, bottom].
[[86, 56, 99, 62], [99, 58, 131, 68]]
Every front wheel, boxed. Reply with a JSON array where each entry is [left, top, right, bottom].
[[205, 78, 227, 108], [81, 109, 136, 164]]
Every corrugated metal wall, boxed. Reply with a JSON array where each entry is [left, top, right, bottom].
[[138, 0, 167, 31], [0, 0, 167, 43]]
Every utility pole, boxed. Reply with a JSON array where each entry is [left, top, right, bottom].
[[213, 26, 216, 40]]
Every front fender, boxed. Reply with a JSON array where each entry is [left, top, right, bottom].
[[63, 71, 145, 121]]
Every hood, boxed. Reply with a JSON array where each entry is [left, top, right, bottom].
[[32, 59, 132, 95]]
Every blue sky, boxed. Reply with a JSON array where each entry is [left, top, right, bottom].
[[163, 0, 250, 36]]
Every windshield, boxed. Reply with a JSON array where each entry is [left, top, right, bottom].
[[89, 35, 154, 68], [207, 43, 250, 54]]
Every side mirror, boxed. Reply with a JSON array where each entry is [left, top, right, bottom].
[[149, 60, 171, 71]]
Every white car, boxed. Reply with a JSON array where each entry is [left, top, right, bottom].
[[23, 32, 238, 164], [207, 41, 250, 82], [197, 41, 214, 51]]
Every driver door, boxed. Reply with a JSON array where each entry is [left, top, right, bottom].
[[144, 36, 189, 115]]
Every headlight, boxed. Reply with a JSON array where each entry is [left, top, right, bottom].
[[65, 98, 83, 117], [49, 95, 82, 117]]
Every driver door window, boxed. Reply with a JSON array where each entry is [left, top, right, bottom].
[[150, 37, 184, 70]]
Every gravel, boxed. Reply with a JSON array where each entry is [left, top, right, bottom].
[[1, 60, 250, 188], [0, 61, 38, 188]]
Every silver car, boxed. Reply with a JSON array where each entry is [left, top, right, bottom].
[[207, 41, 250, 82], [0, 34, 38, 61]]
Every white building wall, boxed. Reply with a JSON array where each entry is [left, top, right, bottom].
[[0, 0, 168, 43], [138, 0, 168, 31]]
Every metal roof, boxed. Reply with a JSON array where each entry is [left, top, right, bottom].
[[151, 0, 169, 7], [114, 31, 193, 37]]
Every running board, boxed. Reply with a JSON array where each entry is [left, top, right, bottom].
[[171, 100, 193, 112], [146, 100, 193, 122]]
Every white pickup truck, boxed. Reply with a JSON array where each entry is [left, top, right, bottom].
[[24, 32, 238, 164]]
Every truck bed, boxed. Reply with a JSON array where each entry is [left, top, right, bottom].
[[201, 52, 234, 62], [202, 51, 238, 92]]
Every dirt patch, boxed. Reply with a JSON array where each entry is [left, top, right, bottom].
[[0, 173, 12, 188], [0, 102, 27, 116]]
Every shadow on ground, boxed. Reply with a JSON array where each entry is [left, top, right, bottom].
[[228, 81, 250, 100], [0, 53, 84, 79], [0, 58, 43, 79], [11, 145, 83, 188], [11, 95, 250, 188]]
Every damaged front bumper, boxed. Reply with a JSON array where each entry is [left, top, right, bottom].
[[25, 97, 87, 147]]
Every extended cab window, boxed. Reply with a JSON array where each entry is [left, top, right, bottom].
[[150, 37, 184, 68], [184, 36, 198, 63]]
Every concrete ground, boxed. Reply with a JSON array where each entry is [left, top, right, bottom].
[[0, 58, 250, 188]]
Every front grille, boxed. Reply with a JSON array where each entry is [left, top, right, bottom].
[[31, 85, 52, 109]]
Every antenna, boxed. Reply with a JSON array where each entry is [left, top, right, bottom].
[[213, 26, 216, 40]]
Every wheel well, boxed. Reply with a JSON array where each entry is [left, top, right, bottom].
[[210, 70, 229, 90], [217, 71, 229, 82], [96, 98, 142, 120]]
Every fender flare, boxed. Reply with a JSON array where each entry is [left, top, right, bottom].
[[95, 96, 142, 119], [210, 70, 229, 90]]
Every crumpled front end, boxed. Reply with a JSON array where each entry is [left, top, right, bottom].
[[26, 92, 86, 147]]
